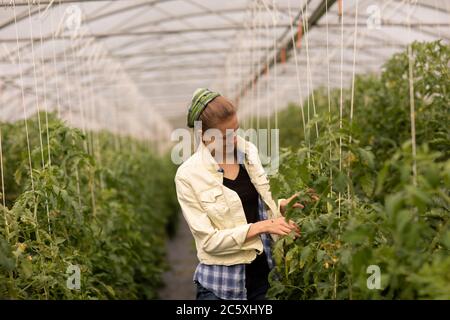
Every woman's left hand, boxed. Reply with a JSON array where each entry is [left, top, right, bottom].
[[280, 188, 319, 215]]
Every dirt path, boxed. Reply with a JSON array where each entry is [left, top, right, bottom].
[[159, 215, 198, 300]]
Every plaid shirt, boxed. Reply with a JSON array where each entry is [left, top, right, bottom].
[[193, 193, 275, 300]]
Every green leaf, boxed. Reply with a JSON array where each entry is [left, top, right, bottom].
[[360, 174, 375, 197], [339, 248, 351, 266], [375, 163, 389, 195], [334, 171, 348, 194], [423, 164, 440, 188], [343, 227, 369, 245], [266, 281, 285, 298], [20, 259, 33, 279], [357, 148, 375, 169], [103, 284, 116, 298], [297, 163, 310, 185], [272, 240, 284, 265], [395, 210, 413, 234], [442, 231, 450, 250], [405, 185, 431, 209], [316, 249, 326, 262], [14, 168, 23, 185], [0, 238, 15, 272], [286, 247, 299, 275], [55, 237, 66, 245], [385, 193, 404, 216], [300, 245, 312, 269]]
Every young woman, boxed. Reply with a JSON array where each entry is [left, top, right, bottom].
[[174, 88, 317, 300]]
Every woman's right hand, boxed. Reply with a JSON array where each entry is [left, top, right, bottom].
[[247, 217, 300, 240], [263, 217, 300, 237]]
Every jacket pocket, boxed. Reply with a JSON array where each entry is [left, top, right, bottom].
[[199, 186, 229, 222]]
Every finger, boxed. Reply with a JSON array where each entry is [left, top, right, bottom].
[[287, 221, 299, 232], [278, 219, 291, 227], [288, 220, 299, 228], [289, 220, 300, 229], [284, 219, 299, 229], [287, 192, 300, 202], [290, 222, 300, 232], [276, 229, 289, 236], [303, 188, 316, 194], [280, 226, 292, 234], [280, 220, 293, 229], [292, 202, 304, 209], [287, 219, 297, 226], [280, 223, 292, 232]]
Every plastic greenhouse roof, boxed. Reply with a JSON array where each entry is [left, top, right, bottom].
[[0, 0, 448, 142]]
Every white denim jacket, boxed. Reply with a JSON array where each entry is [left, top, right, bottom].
[[174, 135, 285, 266]]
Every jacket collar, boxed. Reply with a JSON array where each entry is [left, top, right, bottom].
[[195, 135, 256, 174]]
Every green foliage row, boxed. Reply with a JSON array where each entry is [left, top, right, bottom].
[[0, 113, 178, 299], [265, 41, 450, 299]]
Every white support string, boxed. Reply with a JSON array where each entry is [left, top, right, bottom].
[[302, 9, 311, 142], [56, 0, 82, 209], [70, 32, 89, 153], [110, 63, 122, 153], [0, 124, 8, 239], [264, 6, 271, 135], [49, 1, 62, 119], [250, 3, 256, 129], [34, 0, 52, 234], [32, 1, 50, 298], [348, 0, 359, 211], [287, 0, 307, 139], [84, 41, 102, 162], [59, 13, 74, 124], [26, 0, 46, 169], [256, 1, 262, 131], [272, 0, 278, 131], [301, 4, 320, 140], [12, 2, 35, 193], [82, 39, 100, 215], [325, 0, 334, 202], [407, 1, 417, 186], [236, 33, 244, 113], [299, 3, 312, 164], [267, 0, 272, 138], [36, 3, 52, 167], [336, 0, 345, 300]]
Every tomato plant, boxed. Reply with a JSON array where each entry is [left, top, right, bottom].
[[0, 113, 178, 299], [266, 41, 450, 299]]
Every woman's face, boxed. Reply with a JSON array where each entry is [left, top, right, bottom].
[[203, 114, 239, 162]]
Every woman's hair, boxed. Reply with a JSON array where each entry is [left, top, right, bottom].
[[199, 95, 237, 132]]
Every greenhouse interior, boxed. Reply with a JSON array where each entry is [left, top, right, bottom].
[[0, 0, 449, 302]]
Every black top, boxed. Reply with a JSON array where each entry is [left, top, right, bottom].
[[222, 164, 270, 296]]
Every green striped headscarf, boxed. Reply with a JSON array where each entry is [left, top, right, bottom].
[[187, 88, 221, 128]]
